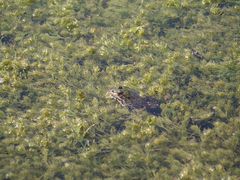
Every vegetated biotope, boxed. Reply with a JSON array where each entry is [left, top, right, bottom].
[[0, 0, 240, 179]]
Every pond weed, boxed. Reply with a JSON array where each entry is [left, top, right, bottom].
[[0, 0, 240, 179]]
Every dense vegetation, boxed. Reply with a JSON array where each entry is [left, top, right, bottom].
[[0, 0, 240, 179]]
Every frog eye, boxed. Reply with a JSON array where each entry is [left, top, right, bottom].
[[118, 91, 124, 95], [108, 89, 116, 94]]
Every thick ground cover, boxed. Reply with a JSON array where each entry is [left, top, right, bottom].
[[0, 0, 240, 179]]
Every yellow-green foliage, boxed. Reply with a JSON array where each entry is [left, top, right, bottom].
[[0, 0, 240, 179]]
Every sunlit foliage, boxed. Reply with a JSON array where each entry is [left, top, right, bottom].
[[0, 0, 240, 179]]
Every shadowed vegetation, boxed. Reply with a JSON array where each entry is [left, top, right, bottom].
[[0, 0, 240, 179]]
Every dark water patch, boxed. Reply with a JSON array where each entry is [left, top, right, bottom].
[[187, 106, 229, 134], [192, 67, 203, 78], [76, 58, 108, 72], [233, 161, 240, 168], [81, 33, 94, 44], [0, 34, 14, 45], [182, 17, 195, 29], [158, 27, 166, 37], [28, 58, 38, 64], [186, 118, 213, 142], [144, 96, 162, 116], [203, 10, 210, 16], [83, 9, 92, 19], [0, 133, 5, 141], [187, 126, 201, 142], [146, 106, 161, 116], [231, 95, 239, 110], [99, 60, 109, 72], [14, 102, 29, 112], [54, 172, 65, 180], [76, 58, 85, 66], [20, 87, 30, 100], [111, 119, 126, 133], [190, 118, 214, 131], [219, 2, 238, 9], [19, 86, 38, 103], [31, 18, 46, 25], [0, 91, 9, 99], [185, 90, 203, 100], [164, 17, 181, 28], [102, 0, 109, 9]]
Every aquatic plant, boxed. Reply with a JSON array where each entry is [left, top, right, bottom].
[[0, 0, 239, 179]]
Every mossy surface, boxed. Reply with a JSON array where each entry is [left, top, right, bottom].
[[0, 0, 240, 179]]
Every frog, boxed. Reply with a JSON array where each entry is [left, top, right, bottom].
[[106, 86, 161, 116]]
